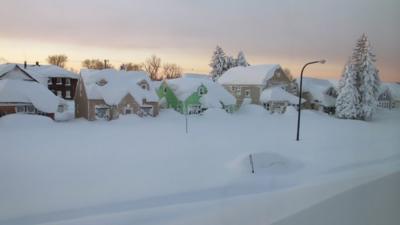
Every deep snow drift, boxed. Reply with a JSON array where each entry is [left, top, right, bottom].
[[0, 106, 399, 225]]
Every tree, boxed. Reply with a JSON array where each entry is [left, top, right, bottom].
[[143, 55, 161, 80], [336, 63, 360, 119], [47, 54, 68, 68], [120, 63, 143, 71], [209, 46, 227, 81], [163, 63, 182, 79], [82, 59, 113, 69], [225, 56, 237, 71], [336, 34, 380, 120], [236, 51, 249, 67]]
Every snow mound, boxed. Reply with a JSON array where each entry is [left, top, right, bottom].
[[0, 79, 61, 113], [0, 114, 53, 126], [260, 87, 304, 104], [237, 104, 268, 116], [251, 152, 302, 174]]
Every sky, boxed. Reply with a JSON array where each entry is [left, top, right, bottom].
[[0, 0, 399, 81]]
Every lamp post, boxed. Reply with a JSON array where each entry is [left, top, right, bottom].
[[296, 60, 326, 141]]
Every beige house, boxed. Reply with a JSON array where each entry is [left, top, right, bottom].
[[75, 69, 159, 121], [218, 64, 295, 107]]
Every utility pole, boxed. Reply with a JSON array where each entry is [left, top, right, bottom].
[[104, 59, 109, 69]]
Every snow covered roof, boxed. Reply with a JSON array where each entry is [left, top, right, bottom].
[[80, 69, 158, 106], [0, 64, 37, 81], [0, 79, 61, 113], [218, 64, 281, 85], [165, 77, 236, 107], [380, 82, 400, 99], [23, 65, 78, 85], [297, 77, 336, 107], [260, 87, 305, 104], [182, 73, 211, 79]]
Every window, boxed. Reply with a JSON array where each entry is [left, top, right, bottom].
[[198, 86, 206, 96], [163, 87, 168, 94], [65, 79, 71, 86], [245, 89, 251, 97], [96, 79, 108, 86], [56, 78, 62, 85], [16, 106, 25, 113], [231, 86, 236, 92], [48, 79, 52, 85], [141, 84, 147, 90], [57, 90, 62, 97], [66, 90, 71, 98], [236, 87, 241, 96]]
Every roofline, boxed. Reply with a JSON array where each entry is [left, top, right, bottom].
[[0, 64, 39, 82]]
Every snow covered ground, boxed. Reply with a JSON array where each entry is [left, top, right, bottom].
[[0, 106, 399, 225]]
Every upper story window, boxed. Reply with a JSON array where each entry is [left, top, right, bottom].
[[137, 80, 149, 90], [66, 90, 71, 98], [65, 78, 71, 86], [48, 79, 52, 85], [231, 86, 236, 92], [96, 79, 108, 86], [56, 77, 62, 85], [198, 86, 206, 96], [57, 90, 62, 97]]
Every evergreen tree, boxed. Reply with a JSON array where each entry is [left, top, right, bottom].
[[352, 34, 381, 120], [225, 55, 237, 71], [336, 34, 380, 120], [209, 46, 227, 81], [336, 63, 360, 119], [236, 51, 249, 67]]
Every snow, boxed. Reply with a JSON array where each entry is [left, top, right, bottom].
[[380, 82, 400, 99], [164, 77, 236, 107], [182, 73, 211, 79], [0, 108, 399, 225], [218, 64, 280, 85], [80, 69, 158, 105], [0, 79, 61, 113], [24, 65, 78, 82], [260, 87, 304, 104], [297, 77, 336, 106]]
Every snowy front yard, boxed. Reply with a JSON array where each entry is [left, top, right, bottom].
[[1, 106, 399, 225]]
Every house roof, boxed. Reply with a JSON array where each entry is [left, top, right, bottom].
[[297, 77, 336, 107], [23, 65, 78, 85], [218, 64, 281, 85], [380, 82, 400, 99], [164, 77, 236, 107], [0, 64, 38, 81], [80, 69, 158, 106], [260, 87, 305, 104], [0, 79, 61, 113], [182, 73, 211, 79]]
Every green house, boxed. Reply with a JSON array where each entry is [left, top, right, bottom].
[[157, 80, 208, 114]]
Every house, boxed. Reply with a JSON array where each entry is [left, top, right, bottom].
[[378, 83, 400, 109], [23, 63, 79, 100], [157, 76, 236, 114], [0, 79, 63, 119], [0, 64, 38, 81], [75, 69, 159, 121], [297, 77, 337, 114], [218, 64, 295, 107], [260, 87, 305, 113]]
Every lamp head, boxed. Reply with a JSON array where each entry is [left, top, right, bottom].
[[319, 60, 326, 64]]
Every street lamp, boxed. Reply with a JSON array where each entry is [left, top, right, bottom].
[[296, 60, 326, 141]]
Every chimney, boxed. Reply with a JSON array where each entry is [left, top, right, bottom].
[[24, 61, 27, 69], [35, 61, 40, 66]]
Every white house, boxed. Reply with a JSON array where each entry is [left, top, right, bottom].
[[378, 83, 400, 109]]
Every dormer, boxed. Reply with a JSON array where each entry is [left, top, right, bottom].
[[96, 79, 108, 86], [137, 79, 149, 91]]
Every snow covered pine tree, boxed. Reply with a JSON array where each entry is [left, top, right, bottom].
[[210, 46, 227, 81], [336, 34, 380, 120], [336, 63, 360, 119], [236, 51, 250, 67]]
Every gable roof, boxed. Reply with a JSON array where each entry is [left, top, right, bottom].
[[80, 69, 158, 106], [23, 65, 78, 85], [297, 77, 336, 106], [260, 87, 305, 104], [164, 77, 236, 107], [380, 82, 400, 99], [0, 79, 60, 113], [0, 64, 38, 81], [218, 64, 281, 85]]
